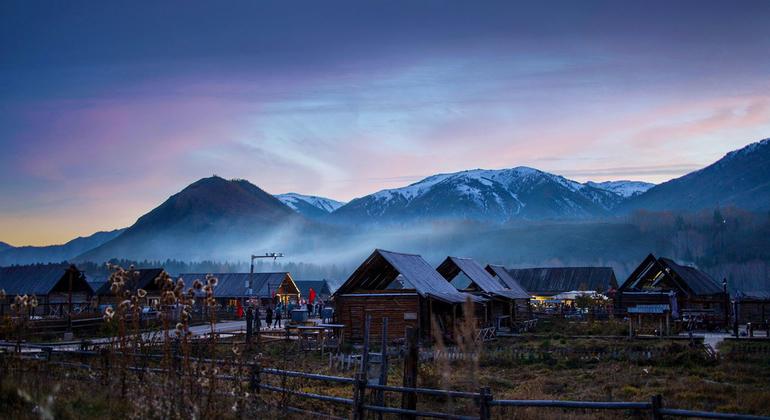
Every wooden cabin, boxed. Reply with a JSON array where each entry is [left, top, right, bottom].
[[505, 266, 618, 302], [436, 257, 531, 329], [485, 264, 533, 321], [0, 264, 94, 317], [614, 254, 728, 328], [180, 272, 300, 308], [333, 249, 485, 344], [733, 290, 770, 325]]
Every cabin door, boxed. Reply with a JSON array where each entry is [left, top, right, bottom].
[[349, 305, 364, 341]]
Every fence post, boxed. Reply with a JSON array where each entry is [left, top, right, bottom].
[[478, 386, 492, 420], [250, 362, 261, 394], [651, 394, 663, 420], [377, 318, 389, 420], [353, 371, 367, 420], [401, 326, 418, 420], [362, 314, 371, 375], [245, 308, 253, 348]]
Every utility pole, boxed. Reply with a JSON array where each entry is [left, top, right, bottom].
[[248, 253, 285, 304]]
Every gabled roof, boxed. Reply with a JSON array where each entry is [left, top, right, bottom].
[[619, 254, 723, 297], [180, 272, 296, 298], [294, 280, 333, 298], [659, 258, 723, 296], [335, 249, 484, 304], [0, 264, 93, 296], [437, 257, 529, 300], [505, 266, 618, 295], [485, 265, 531, 299]]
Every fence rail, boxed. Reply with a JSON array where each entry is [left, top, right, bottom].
[[1, 348, 767, 420]]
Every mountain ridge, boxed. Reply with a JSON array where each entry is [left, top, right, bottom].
[[328, 166, 639, 224], [3, 138, 769, 266], [620, 138, 770, 213]]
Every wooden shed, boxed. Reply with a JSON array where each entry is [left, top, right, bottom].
[[614, 254, 728, 328], [333, 249, 485, 343], [733, 290, 770, 325], [436, 257, 531, 329], [0, 264, 94, 317]]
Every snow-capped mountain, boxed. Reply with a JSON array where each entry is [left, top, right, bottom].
[[330, 167, 637, 224], [276, 193, 345, 219], [585, 181, 655, 198]]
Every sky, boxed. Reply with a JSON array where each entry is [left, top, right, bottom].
[[1, 0, 770, 246]]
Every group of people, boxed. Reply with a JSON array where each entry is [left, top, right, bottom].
[[243, 300, 329, 330]]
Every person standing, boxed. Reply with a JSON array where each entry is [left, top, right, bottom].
[[265, 306, 273, 329], [274, 307, 283, 328]]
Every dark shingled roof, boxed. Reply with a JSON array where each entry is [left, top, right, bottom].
[[505, 267, 618, 295], [485, 265, 531, 299], [0, 264, 93, 296], [619, 254, 724, 297], [179, 272, 297, 298], [437, 257, 530, 300], [659, 258, 723, 296], [294, 280, 333, 299], [336, 249, 484, 304]]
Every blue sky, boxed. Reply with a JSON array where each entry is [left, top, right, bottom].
[[1, 0, 769, 245]]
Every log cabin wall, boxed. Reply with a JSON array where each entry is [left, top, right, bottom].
[[335, 293, 419, 343], [738, 300, 770, 323]]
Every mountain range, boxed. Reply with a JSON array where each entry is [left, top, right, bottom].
[[0, 229, 125, 266], [330, 167, 653, 224], [1, 137, 768, 265]]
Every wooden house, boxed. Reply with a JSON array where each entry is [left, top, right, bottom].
[[733, 290, 769, 325], [0, 264, 94, 317], [436, 257, 531, 329], [614, 254, 728, 327], [180, 272, 300, 308], [485, 264, 533, 321], [504, 266, 618, 302], [333, 249, 485, 343], [730, 276, 770, 325]]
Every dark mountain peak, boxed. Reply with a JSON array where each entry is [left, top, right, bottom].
[[131, 176, 296, 231], [622, 138, 770, 213], [0, 241, 14, 251], [74, 176, 304, 262], [722, 138, 770, 161]]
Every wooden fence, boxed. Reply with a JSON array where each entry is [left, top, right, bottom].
[[2, 348, 767, 420]]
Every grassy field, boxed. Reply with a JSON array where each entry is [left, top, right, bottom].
[[3, 309, 770, 420], [2, 334, 770, 419]]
